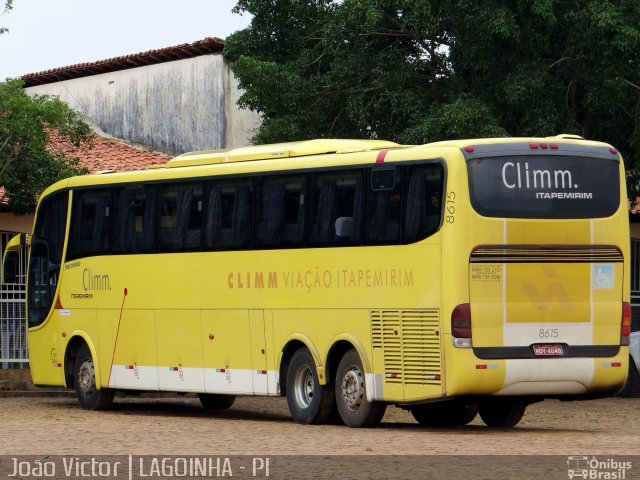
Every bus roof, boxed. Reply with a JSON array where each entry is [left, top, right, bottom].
[[166, 139, 403, 168], [40, 135, 619, 199]]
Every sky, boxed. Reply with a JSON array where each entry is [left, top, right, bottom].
[[0, 0, 251, 80]]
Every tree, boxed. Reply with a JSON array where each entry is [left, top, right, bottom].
[[445, 0, 640, 175], [225, 0, 505, 144], [0, 79, 93, 214], [1, 0, 13, 35], [224, 0, 640, 190]]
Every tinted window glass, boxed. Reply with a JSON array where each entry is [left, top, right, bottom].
[[204, 179, 253, 249], [255, 175, 306, 247], [403, 164, 443, 243], [28, 192, 68, 327], [32, 192, 68, 265], [158, 183, 203, 251], [365, 168, 402, 244], [68, 190, 111, 259], [113, 187, 156, 253], [308, 170, 363, 245], [467, 156, 620, 218]]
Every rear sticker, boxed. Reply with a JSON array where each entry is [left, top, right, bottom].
[[593, 264, 614, 289], [471, 265, 503, 281]]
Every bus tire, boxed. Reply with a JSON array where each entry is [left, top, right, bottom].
[[478, 398, 526, 428], [619, 358, 640, 397], [335, 349, 386, 428], [198, 393, 236, 409], [411, 401, 478, 426], [285, 348, 333, 424], [74, 344, 114, 410]]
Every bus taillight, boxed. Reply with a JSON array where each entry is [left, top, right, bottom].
[[452, 303, 472, 348], [621, 302, 631, 346]]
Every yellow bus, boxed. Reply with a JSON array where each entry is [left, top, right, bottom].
[[18, 136, 631, 428]]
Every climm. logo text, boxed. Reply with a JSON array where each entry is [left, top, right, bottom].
[[501, 161, 577, 190]]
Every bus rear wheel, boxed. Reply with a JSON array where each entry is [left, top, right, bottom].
[[478, 398, 526, 427], [74, 344, 114, 410], [335, 349, 386, 428], [285, 348, 333, 424], [198, 393, 236, 409], [411, 401, 478, 426], [618, 357, 640, 397]]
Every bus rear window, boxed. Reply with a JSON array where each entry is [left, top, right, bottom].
[[467, 156, 620, 218]]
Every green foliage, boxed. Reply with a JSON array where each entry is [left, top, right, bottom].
[[225, 0, 640, 192], [0, 79, 92, 214], [0, 0, 13, 35]]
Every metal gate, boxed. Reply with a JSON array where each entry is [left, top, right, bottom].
[[0, 283, 27, 368], [0, 232, 28, 368]]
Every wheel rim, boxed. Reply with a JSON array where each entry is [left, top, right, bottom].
[[293, 363, 314, 408], [77, 358, 96, 397], [341, 365, 364, 411]]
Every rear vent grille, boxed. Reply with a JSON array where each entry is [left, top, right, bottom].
[[470, 245, 623, 263], [371, 309, 441, 385]]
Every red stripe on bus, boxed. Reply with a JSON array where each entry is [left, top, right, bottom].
[[375, 149, 389, 163]]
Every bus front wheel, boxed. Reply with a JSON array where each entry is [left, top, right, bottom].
[[73, 344, 114, 410], [285, 348, 333, 424], [478, 398, 526, 427], [335, 349, 386, 428]]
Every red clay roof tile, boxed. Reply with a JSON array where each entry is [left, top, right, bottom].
[[48, 132, 170, 173]]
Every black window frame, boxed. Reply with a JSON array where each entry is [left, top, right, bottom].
[[62, 158, 446, 261]]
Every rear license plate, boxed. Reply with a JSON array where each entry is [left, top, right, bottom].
[[532, 344, 564, 356]]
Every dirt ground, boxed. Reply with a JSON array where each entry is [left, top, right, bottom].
[[0, 394, 638, 456]]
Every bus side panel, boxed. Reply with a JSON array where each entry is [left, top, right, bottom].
[[108, 309, 158, 390], [202, 309, 254, 395], [156, 310, 204, 392], [97, 309, 118, 389]]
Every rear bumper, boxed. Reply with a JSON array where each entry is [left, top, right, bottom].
[[446, 346, 628, 397]]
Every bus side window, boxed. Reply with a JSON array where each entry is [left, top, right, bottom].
[[68, 190, 111, 260], [403, 164, 444, 243], [158, 183, 203, 252], [255, 175, 306, 248], [113, 187, 156, 253], [204, 179, 253, 250], [365, 167, 401, 244], [308, 169, 363, 246]]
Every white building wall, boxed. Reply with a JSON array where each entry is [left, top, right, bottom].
[[26, 55, 260, 154]]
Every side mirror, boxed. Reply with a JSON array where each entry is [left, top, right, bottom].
[[2, 250, 18, 283]]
